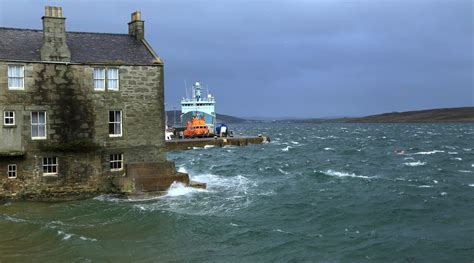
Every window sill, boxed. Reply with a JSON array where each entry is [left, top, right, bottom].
[[32, 137, 47, 140], [7, 177, 17, 179], [109, 135, 123, 138], [43, 173, 58, 177], [110, 168, 124, 172], [8, 88, 25, 91]]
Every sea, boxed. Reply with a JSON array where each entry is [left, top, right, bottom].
[[1, 123, 473, 262]]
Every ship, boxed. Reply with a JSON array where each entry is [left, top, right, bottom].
[[181, 81, 216, 134]]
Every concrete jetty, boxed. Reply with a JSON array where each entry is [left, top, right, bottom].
[[165, 135, 270, 151]]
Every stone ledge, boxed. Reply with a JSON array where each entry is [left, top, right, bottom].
[[0, 151, 25, 157]]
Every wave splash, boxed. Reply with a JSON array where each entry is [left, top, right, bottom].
[[404, 161, 426, 167], [321, 169, 373, 179]]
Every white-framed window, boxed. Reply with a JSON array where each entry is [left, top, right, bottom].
[[110, 154, 123, 171], [31, 111, 47, 140], [8, 65, 24, 90], [107, 68, 119, 91], [109, 110, 122, 137], [93, 67, 106, 91], [42, 157, 58, 175], [4, 111, 15, 126], [94, 67, 119, 91], [7, 164, 17, 179]]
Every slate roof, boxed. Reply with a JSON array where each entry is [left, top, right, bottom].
[[0, 27, 159, 65]]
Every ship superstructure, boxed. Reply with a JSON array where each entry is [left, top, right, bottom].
[[181, 81, 216, 133]]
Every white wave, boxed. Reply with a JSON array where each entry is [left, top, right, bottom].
[[278, 168, 289, 175], [458, 170, 473, 173], [177, 167, 187, 173], [229, 223, 239, 227], [469, 184, 474, 187], [222, 145, 237, 148], [204, 145, 215, 149], [321, 169, 372, 179], [410, 150, 444, 155], [451, 157, 462, 161], [273, 229, 290, 234], [290, 141, 299, 145], [404, 161, 426, 167], [464, 148, 472, 151], [165, 181, 206, 197], [324, 147, 333, 151], [57, 230, 73, 240], [79, 236, 97, 242], [404, 157, 415, 160], [448, 152, 458, 155], [433, 180, 438, 184], [281, 146, 292, 152], [4, 215, 27, 223], [471, 164, 474, 167], [440, 192, 448, 196], [417, 185, 433, 188]]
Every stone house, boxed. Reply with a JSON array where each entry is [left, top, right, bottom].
[[0, 6, 188, 199]]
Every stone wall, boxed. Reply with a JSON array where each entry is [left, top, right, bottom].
[[0, 61, 171, 199]]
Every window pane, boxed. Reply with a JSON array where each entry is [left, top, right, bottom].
[[38, 125, 46, 137], [32, 112, 38, 124], [94, 80, 105, 90], [109, 111, 115, 122], [108, 80, 118, 90], [115, 111, 121, 122], [109, 123, 115, 134], [107, 68, 118, 79], [94, 68, 105, 78], [115, 123, 121, 135], [32, 125, 38, 137], [39, 112, 45, 124]]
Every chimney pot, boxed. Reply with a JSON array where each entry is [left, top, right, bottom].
[[44, 6, 63, 18], [131, 11, 141, 21]]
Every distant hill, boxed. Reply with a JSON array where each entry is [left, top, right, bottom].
[[344, 107, 474, 123], [166, 110, 247, 126], [295, 107, 474, 123]]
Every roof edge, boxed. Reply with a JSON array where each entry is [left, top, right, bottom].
[[141, 39, 163, 65], [0, 26, 131, 37]]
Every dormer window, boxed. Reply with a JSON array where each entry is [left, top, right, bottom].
[[94, 67, 119, 91], [8, 65, 24, 90]]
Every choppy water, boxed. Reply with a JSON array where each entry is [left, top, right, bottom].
[[1, 123, 474, 262]]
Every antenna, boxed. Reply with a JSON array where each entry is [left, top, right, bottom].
[[184, 80, 188, 99]]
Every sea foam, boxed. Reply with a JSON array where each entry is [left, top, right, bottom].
[[322, 169, 372, 179], [410, 150, 444, 155], [404, 161, 426, 167]]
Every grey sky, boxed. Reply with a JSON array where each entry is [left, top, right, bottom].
[[1, 0, 472, 118]]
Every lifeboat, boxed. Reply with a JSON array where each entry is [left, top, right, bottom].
[[183, 117, 210, 138]]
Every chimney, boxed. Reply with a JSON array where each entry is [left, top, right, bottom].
[[40, 6, 71, 62], [128, 11, 144, 40]]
